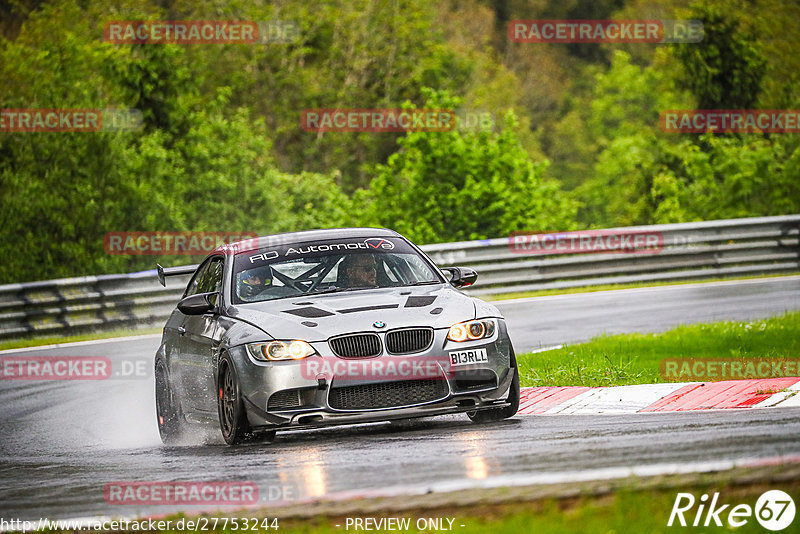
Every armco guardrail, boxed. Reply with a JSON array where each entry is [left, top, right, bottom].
[[0, 271, 193, 341], [0, 215, 798, 340], [424, 214, 800, 296]]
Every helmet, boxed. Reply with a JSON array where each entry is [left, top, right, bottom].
[[239, 266, 272, 300]]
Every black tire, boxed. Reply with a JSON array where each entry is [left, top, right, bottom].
[[155, 359, 187, 444], [468, 348, 520, 423], [217, 356, 255, 445]]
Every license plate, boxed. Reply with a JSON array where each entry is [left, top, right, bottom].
[[449, 348, 488, 366]]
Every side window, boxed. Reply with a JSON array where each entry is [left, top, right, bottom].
[[184, 258, 223, 297], [198, 258, 224, 294], [184, 262, 210, 297]]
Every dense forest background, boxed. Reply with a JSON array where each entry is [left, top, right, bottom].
[[1, 0, 799, 282]]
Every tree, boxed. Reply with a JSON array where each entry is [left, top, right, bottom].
[[355, 89, 577, 243], [674, 1, 766, 109], [0, 1, 353, 282], [576, 51, 800, 228]]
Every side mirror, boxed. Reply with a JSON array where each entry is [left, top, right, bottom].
[[178, 292, 218, 315], [441, 267, 478, 289]]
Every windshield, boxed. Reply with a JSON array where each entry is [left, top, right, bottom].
[[232, 236, 443, 303]]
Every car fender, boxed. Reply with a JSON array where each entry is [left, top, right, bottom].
[[154, 342, 168, 371], [217, 315, 272, 351], [472, 297, 502, 320]]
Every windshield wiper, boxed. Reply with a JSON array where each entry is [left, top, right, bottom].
[[404, 281, 442, 287]]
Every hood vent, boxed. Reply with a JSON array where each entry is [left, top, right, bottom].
[[337, 304, 399, 314], [283, 307, 335, 318], [404, 296, 436, 308]]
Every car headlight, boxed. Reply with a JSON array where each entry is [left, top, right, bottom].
[[247, 340, 316, 361], [447, 319, 496, 342]]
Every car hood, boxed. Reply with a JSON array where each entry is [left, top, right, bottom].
[[226, 284, 479, 341]]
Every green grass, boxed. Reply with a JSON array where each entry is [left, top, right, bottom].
[[483, 272, 798, 301], [254, 486, 793, 534], [0, 327, 162, 352], [517, 311, 800, 387], [31, 471, 800, 534]]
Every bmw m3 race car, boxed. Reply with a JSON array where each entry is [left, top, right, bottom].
[[154, 228, 519, 445]]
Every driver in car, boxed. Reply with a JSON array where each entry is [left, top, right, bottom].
[[238, 266, 272, 301], [339, 254, 378, 288]]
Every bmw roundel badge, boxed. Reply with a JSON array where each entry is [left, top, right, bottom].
[[373, 321, 386, 329]]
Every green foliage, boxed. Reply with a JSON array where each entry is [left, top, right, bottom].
[[574, 50, 689, 226], [674, 1, 767, 109], [651, 134, 800, 222], [576, 50, 800, 227], [0, 1, 352, 282], [1, 0, 799, 283], [173, 0, 510, 191], [356, 89, 577, 243]]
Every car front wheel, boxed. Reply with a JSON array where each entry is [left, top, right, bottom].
[[217, 356, 277, 445], [217, 356, 251, 445]]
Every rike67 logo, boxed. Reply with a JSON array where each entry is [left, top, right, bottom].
[[668, 490, 795, 531]]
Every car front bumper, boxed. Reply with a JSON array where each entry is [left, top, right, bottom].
[[229, 320, 515, 431]]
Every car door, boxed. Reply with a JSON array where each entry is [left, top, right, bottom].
[[179, 256, 225, 415], [168, 260, 209, 409]]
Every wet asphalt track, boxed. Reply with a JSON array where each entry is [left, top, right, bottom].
[[1, 276, 799, 521]]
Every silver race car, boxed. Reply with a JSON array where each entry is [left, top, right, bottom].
[[154, 228, 519, 445]]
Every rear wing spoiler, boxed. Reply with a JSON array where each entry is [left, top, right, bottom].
[[156, 263, 199, 287]]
